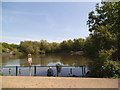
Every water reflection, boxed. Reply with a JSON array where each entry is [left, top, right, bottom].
[[2, 53, 91, 66]]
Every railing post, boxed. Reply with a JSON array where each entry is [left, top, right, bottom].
[[57, 71, 58, 77], [9, 68, 11, 75], [84, 66, 86, 76], [34, 66, 36, 76], [16, 66, 18, 76], [82, 66, 83, 77], [29, 65, 32, 76], [19, 68, 21, 75]]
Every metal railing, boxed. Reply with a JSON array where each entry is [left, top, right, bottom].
[[2, 65, 87, 77]]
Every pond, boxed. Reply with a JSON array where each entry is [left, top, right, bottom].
[[1, 53, 92, 77]]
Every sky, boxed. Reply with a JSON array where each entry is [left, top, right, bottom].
[[2, 2, 99, 44]]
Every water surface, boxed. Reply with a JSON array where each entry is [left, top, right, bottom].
[[1, 53, 92, 76], [2, 53, 91, 66]]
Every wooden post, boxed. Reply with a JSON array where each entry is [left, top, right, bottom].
[[16, 66, 18, 76], [28, 54, 32, 76], [34, 66, 36, 76], [29, 63, 32, 76]]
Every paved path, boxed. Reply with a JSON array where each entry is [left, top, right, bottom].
[[1, 76, 119, 88]]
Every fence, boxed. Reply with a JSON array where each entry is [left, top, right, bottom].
[[2, 65, 87, 77]]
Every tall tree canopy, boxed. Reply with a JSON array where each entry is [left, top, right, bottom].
[[87, 2, 120, 60], [86, 1, 120, 78]]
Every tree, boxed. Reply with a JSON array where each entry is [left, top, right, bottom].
[[87, 2, 120, 59], [50, 42, 59, 53], [72, 38, 85, 51], [86, 1, 120, 77], [59, 40, 69, 52], [20, 41, 34, 54], [2, 42, 19, 54], [40, 40, 51, 53]]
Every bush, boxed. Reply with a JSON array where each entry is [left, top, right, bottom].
[[102, 60, 120, 78], [89, 49, 120, 78]]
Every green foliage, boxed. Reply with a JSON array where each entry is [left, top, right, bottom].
[[98, 49, 116, 61], [84, 36, 98, 58], [1, 38, 85, 55], [72, 38, 85, 51], [86, 1, 120, 59], [0, 73, 4, 76], [89, 49, 120, 78], [20, 41, 40, 54], [86, 1, 120, 78], [60, 40, 70, 52], [50, 42, 59, 53], [59, 38, 85, 52], [102, 60, 120, 78], [1, 42, 20, 54]]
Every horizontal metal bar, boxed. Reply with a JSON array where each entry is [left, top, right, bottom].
[[2, 65, 85, 68]]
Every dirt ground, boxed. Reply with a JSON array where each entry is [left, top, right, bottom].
[[1, 76, 119, 88]]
